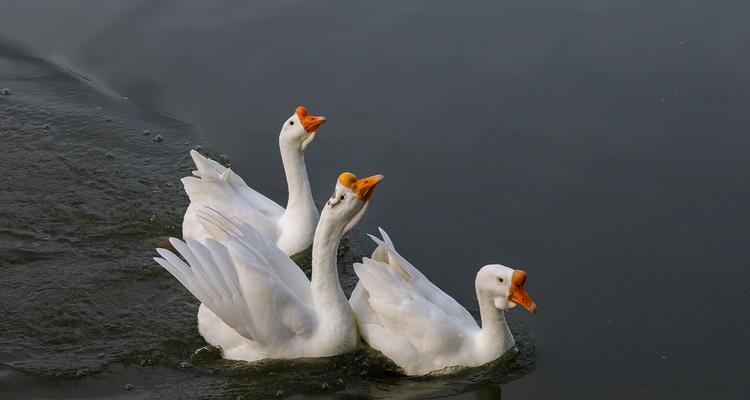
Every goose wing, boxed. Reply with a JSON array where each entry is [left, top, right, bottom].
[[194, 207, 312, 303], [181, 150, 284, 241], [155, 225, 315, 343], [352, 229, 478, 373], [367, 228, 476, 324]]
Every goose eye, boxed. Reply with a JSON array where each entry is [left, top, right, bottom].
[[289, 121, 294, 125], [498, 277, 504, 283], [339, 195, 345, 200]]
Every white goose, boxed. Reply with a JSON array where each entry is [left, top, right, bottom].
[[181, 106, 326, 256], [155, 172, 384, 361], [350, 229, 538, 376]]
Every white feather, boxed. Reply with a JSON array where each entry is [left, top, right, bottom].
[[182, 149, 318, 256], [156, 230, 316, 347], [351, 228, 519, 376]]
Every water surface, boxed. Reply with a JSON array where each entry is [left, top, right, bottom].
[[1, 1, 749, 398]]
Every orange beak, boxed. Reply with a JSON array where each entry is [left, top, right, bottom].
[[296, 106, 327, 133], [508, 269, 538, 313], [351, 174, 385, 201]]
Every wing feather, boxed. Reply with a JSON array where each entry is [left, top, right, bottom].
[[196, 207, 312, 304], [354, 257, 470, 366], [186, 150, 284, 219], [155, 234, 316, 344], [367, 229, 476, 325], [353, 229, 482, 367]]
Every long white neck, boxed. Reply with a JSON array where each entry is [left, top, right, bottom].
[[279, 139, 317, 222], [310, 210, 352, 324], [476, 290, 514, 358]]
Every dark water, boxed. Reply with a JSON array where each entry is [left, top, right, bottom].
[[0, 43, 534, 399], [2, 1, 749, 398]]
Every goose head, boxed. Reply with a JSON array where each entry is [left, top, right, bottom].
[[476, 265, 538, 313], [323, 172, 384, 234], [279, 106, 327, 151]]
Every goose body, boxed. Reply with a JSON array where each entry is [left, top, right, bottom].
[[156, 173, 384, 361], [350, 229, 537, 376], [181, 106, 326, 256]]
